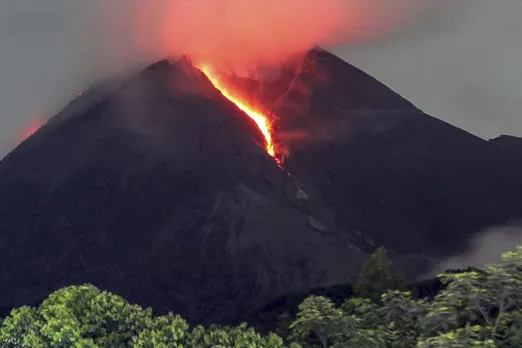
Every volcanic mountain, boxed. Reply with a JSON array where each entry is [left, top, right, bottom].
[[1, 47, 521, 325]]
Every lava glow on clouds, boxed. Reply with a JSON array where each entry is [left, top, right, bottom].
[[137, 0, 431, 162], [11, 0, 434, 152], [95, 0, 434, 72]]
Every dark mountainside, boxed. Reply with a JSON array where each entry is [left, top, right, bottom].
[[0, 56, 368, 325], [490, 134, 522, 154], [228, 47, 522, 256], [1, 48, 521, 326]]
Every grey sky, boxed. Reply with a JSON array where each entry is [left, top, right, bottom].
[[1, 1, 521, 158]]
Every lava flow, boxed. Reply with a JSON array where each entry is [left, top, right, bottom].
[[198, 65, 278, 162]]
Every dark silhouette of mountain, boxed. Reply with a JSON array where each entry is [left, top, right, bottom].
[[1, 48, 521, 325], [490, 135, 522, 154], [228, 47, 522, 257], [0, 56, 370, 325]]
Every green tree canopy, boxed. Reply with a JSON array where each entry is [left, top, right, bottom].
[[0, 285, 294, 348], [288, 245, 522, 348]]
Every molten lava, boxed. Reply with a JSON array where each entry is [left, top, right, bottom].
[[199, 65, 278, 162]]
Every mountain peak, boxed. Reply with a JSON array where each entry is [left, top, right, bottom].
[[1, 48, 521, 326], [143, 58, 174, 72]]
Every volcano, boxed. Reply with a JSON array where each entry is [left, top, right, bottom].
[[1, 47, 521, 325]]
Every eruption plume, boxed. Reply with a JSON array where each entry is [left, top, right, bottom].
[[93, 1, 435, 73], [9, 1, 436, 152]]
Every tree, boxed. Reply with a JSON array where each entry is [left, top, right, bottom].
[[354, 246, 404, 301], [339, 291, 428, 348], [417, 325, 496, 348], [0, 306, 46, 347], [289, 296, 348, 347], [289, 295, 387, 348], [186, 323, 296, 348], [0, 284, 293, 347], [287, 245, 522, 348], [419, 246, 522, 346], [373, 290, 428, 347], [0, 284, 155, 347], [132, 313, 189, 347]]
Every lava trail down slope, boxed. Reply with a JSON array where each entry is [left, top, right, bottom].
[[0, 56, 368, 325], [1, 48, 522, 325], [225, 47, 522, 256]]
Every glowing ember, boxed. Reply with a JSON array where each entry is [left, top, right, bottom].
[[199, 64, 277, 161]]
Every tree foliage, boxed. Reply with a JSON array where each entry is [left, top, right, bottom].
[[1, 246, 522, 347], [289, 245, 522, 347], [0, 285, 294, 348]]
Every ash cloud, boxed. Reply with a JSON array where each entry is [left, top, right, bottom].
[[92, 1, 435, 71], [1, 0, 437, 156]]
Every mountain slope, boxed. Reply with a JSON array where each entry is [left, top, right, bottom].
[[0, 58, 368, 325], [1, 48, 521, 325], [228, 47, 522, 256]]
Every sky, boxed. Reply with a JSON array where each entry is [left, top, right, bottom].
[[1, 0, 521, 158]]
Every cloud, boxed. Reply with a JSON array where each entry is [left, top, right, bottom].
[[1, 0, 436, 155], [430, 224, 522, 275], [90, 0, 434, 69]]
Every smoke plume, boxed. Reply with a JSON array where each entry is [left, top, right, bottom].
[[3, 0, 435, 154], [88, 1, 434, 73], [429, 223, 522, 275]]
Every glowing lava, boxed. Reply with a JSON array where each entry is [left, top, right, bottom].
[[199, 65, 277, 162]]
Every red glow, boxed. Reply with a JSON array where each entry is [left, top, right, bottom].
[[94, 1, 434, 74], [16, 119, 42, 144]]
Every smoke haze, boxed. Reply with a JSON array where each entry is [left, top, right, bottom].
[[428, 224, 522, 276], [91, 1, 434, 70], [2, 1, 522, 284], [3, 1, 522, 157], [1, 0, 436, 156]]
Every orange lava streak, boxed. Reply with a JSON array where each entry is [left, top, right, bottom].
[[199, 65, 277, 161]]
